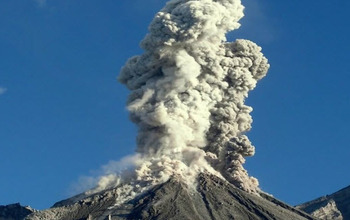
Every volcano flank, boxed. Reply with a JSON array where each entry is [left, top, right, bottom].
[[25, 174, 315, 220]]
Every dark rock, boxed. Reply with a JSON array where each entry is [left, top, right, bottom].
[[0, 203, 34, 220]]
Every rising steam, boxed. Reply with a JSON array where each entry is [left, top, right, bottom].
[[91, 0, 269, 201]]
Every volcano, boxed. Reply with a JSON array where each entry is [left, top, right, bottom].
[[24, 174, 315, 220], [1, 1, 317, 219]]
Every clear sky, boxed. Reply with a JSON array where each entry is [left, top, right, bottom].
[[1, 0, 350, 210]]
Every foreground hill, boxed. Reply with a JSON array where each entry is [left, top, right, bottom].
[[25, 173, 314, 220], [0, 203, 35, 220], [298, 185, 350, 220]]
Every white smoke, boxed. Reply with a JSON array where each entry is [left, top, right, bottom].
[[0, 87, 7, 95], [89, 0, 269, 202]]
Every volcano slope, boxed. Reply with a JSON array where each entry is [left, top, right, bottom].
[[26, 174, 315, 220]]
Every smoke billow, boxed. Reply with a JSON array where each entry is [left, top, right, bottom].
[[91, 0, 269, 201]]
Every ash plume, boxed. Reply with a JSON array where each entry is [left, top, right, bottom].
[[85, 0, 269, 202], [117, 0, 269, 194]]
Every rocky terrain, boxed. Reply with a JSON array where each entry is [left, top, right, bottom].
[[23, 173, 314, 220], [298, 185, 350, 220], [0, 203, 35, 220], [4, 181, 350, 219]]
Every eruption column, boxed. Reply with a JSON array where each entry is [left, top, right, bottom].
[[119, 0, 269, 193]]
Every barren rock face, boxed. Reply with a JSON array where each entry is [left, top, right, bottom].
[[308, 200, 343, 220], [0, 203, 35, 220], [298, 185, 350, 220], [26, 174, 314, 220]]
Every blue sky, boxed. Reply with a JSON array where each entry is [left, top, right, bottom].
[[1, 0, 350, 210]]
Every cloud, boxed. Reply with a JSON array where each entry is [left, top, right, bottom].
[[69, 0, 270, 204], [34, 0, 47, 7], [68, 154, 141, 195], [0, 87, 7, 95], [119, 0, 269, 194], [229, 0, 276, 44]]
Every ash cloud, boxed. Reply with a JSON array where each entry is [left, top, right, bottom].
[[88, 0, 269, 201], [118, 0, 269, 193]]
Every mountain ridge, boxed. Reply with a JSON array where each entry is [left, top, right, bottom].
[[297, 185, 350, 220], [0, 203, 35, 220]]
